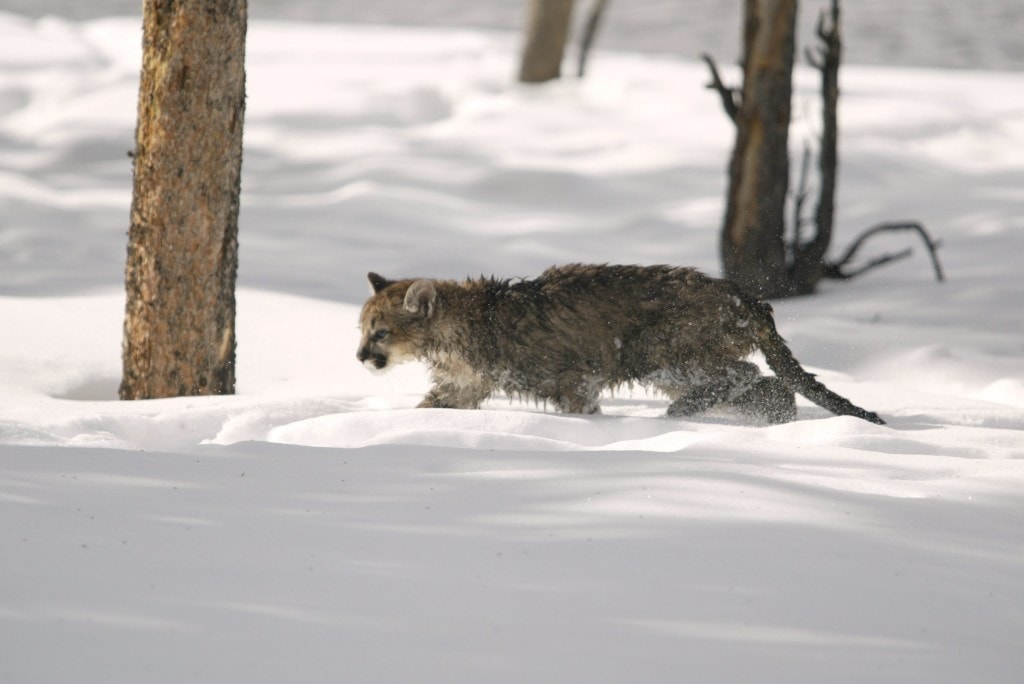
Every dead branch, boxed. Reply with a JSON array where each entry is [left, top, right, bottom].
[[577, 0, 610, 78], [825, 249, 913, 279], [789, 0, 841, 295], [791, 145, 813, 255], [812, 0, 840, 246], [805, 0, 840, 68], [808, 3, 943, 289], [701, 53, 739, 123], [824, 221, 945, 282]]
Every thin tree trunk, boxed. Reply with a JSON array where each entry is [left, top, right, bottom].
[[577, 0, 609, 78], [519, 0, 575, 83], [120, 0, 247, 400], [790, 0, 841, 294], [720, 0, 797, 299]]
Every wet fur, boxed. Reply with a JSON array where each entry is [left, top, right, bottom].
[[357, 264, 884, 424]]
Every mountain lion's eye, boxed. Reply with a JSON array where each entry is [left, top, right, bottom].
[[373, 329, 388, 341]]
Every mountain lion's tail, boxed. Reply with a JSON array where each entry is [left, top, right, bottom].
[[747, 297, 885, 425]]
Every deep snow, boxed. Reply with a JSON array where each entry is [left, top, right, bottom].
[[14, 0, 1024, 71], [1, 12, 1023, 684]]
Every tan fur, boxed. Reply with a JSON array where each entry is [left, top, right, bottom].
[[357, 264, 884, 424]]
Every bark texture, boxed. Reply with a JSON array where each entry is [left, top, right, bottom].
[[120, 0, 247, 400], [519, 0, 575, 83], [720, 0, 797, 299]]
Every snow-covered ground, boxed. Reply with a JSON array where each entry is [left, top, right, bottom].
[[14, 0, 1024, 71], [2, 13, 1023, 684]]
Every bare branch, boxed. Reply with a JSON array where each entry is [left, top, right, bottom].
[[791, 144, 813, 254], [815, 0, 839, 41], [824, 249, 912, 280], [815, 3, 829, 41], [577, 0, 610, 78], [789, 0, 841, 294], [825, 221, 945, 282], [701, 53, 739, 123], [805, 46, 824, 70]]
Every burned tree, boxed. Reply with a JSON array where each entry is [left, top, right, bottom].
[[704, 0, 942, 298], [120, 0, 247, 399], [707, 0, 797, 299]]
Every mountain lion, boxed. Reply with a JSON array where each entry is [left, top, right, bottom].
[[357, 264, 884, 425]]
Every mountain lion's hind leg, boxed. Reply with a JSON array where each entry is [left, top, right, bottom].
[[661, 361, 760, 418], [731, 377, 797, 424]]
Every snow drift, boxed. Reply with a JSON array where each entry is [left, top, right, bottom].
[[1, 14, 1023, 684]]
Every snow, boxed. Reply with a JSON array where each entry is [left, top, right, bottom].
[[2, 12, 1023, 684], [14, 0, 1024, 72]]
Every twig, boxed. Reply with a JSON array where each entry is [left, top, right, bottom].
[[791, 144, 813, 254], [806, 0, 840, 68], [824, 249, 912, 279], [808, 0, 840, 259], [825, 221, 945, 282], [788, 0, 841, 294], [701, 53, 739, 123], [577, 0, 610, 78]]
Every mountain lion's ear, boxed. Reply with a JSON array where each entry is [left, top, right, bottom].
[[367, 272, 391, 294], [403, 280, 437, 317]]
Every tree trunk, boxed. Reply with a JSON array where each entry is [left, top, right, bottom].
[[720, 0, 797, 299], [120, 0, 247, 400], [790, 0, 841, 294], [519, 0, 575, 83]]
